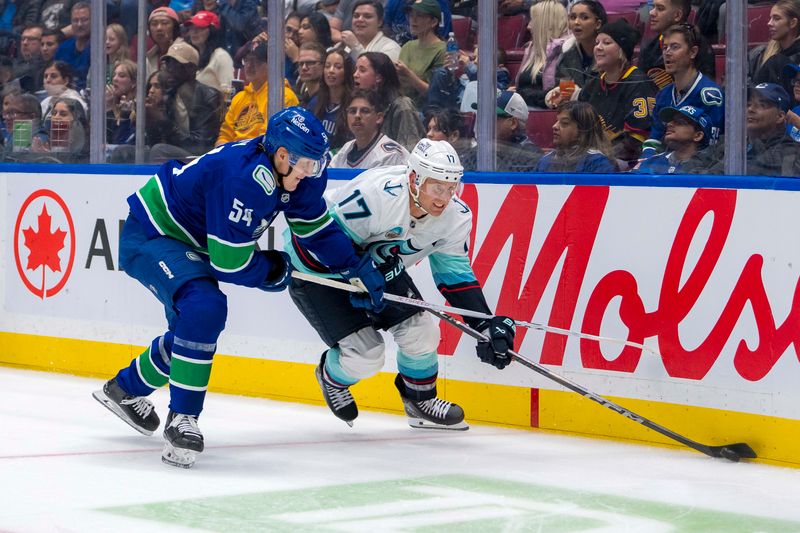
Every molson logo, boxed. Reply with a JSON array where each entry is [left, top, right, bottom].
[[439, 185, 800, 383], [13, 189, 76, 299]]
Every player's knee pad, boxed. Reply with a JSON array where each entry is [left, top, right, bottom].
[[390, 312, 439, 356], [337, 327, 385, 380], [174, 278, 228, 342]]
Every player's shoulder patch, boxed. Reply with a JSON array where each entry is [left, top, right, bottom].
[[700, 86, 723, 106], [252, 164, 276, 196], [380, 141, 404, 154]]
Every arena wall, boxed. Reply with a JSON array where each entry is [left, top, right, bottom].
[[2, 164, 799, 466]]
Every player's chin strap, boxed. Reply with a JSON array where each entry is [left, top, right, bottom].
[[290, 270, 659, 357], [290, 270, 757, 462]]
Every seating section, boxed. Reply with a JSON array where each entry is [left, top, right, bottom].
[[526, 110, 558, 150], [451, 16, 474, 51], [497, 14, 528, 51], [747, 4, 772, 47]]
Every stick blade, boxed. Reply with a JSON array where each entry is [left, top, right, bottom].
[[708, 442, 757, 462]]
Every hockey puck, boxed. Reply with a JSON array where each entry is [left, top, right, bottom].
[[719, 447, 741, 462]]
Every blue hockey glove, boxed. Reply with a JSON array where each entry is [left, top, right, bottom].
[[475, 316, 516, 369], [259, 250, 293, 292], [338, 254, 385, 313]]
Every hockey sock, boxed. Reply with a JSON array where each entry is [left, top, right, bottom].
[[396, 350, 438, 401], [115, 332, 174, 397], [323, 347, 360, 387], [167, 279, 227, 416]]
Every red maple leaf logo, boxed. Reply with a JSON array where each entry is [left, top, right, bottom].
[[22, 204, 67, 297]]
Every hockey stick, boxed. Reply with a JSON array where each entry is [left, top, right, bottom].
[[291, 270, 660, 356], [291, 270, 757, 462]]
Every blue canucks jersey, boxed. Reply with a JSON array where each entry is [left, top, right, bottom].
[[641, 73, 724, 159], [127, 137, 359, 288]]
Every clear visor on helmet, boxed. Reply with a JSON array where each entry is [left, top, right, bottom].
[[288, 152, 328, 178], [420, 178, 458, 200]]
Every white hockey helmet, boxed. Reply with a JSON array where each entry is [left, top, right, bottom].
[[407, 139, 464, 195]]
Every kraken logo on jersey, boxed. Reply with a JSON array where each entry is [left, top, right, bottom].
[[385, 227, 403, 239]]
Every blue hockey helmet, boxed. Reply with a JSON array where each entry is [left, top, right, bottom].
[[263, 106, 331, 178]]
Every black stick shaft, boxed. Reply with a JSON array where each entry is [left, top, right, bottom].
[[428, 307, 754, 460]]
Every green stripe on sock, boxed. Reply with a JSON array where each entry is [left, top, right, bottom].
[[170, 356, 212, 390], [138, 347, 169, 388]]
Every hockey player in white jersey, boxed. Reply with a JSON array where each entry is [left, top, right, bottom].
[[286, 139, 516, 430]]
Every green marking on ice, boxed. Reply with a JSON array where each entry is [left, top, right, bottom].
[[99, 474, 800, 532]]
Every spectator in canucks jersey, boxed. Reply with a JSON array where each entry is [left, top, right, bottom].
[[535, 101, 616, 173], [92, 107, 386, 469], [637, 0, 715, 91], [782, 63, 800, 142], [310, 46, 354, 152], [636, 105, 715, 174], [640, 23, 724, 160], [577, 18, 658, 167]]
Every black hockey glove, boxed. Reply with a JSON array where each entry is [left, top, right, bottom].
[[259, 250, 293, 292], [475, 316, 516, 369], [338, 254, 386, 313]]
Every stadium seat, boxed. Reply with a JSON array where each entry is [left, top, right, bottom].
[[747, 4, 772, 46], [526, 110, 558, 149], [451, 16, 473, 51], [715, 53, 726, 86], [505, 48, 525, 82], [497, 14, 528, 50]]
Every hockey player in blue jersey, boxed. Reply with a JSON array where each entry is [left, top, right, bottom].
[[93, 107, 386, 468], [640, 23, 724, 160], [287, 139, 516, 431]]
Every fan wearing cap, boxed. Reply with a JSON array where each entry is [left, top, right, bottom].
[[383, 0, 452, 46], [636, 105, 714, 174], [394, 0, 446, 108], [640, 23, 724, 160], [578, 18, 658, 166], [286, 138, 517, 432], [782, 63, 800, 142], [145, 6, 183, 78], [638, 0, 715, 91], [147, 40, 222, 162], [184, 10, 234, 95], [216, 39, 299, 146], [708, 83, 800, 177], [462, 90, 542, 172], [94, 106, 385, 469]]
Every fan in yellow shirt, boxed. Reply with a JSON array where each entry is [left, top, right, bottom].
[[215, 41, 299, 145]]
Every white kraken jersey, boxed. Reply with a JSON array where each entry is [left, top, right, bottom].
[[323, 165, 476, 286], [330, 134, 410, 169]]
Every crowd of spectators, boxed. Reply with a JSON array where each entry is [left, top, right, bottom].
[[0, 0, 797, 178]]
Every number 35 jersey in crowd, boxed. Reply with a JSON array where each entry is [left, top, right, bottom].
[[126, 137, 359, 288], [286, 165, 480, 292]]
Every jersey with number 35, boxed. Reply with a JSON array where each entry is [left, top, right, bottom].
[[126, 137, 359, 288]]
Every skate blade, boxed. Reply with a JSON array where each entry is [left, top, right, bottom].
[[162, 442, 198, 469], [406, 416, 469, 431], [92, 389, 155, 436]]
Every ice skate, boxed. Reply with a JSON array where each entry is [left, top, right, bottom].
[[162, 411, 204, 469], [395, 375, 468, 430], [92, 378, 160, 436], [315, 352, 358, 427]]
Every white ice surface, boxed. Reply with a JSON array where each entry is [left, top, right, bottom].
[[1, 367, 799, 533]]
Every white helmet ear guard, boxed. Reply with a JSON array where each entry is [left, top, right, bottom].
[[407, 139, 464, 192]]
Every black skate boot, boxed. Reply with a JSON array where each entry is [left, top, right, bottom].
[[92, 378, 160, 436], [394, 374, 468, 431], [162, 410, 204, 469], [315, 351, 358, 427]]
